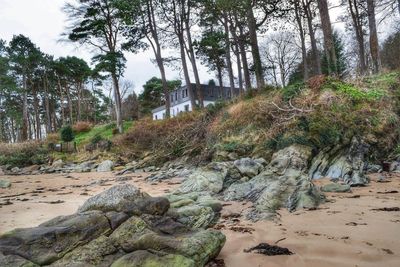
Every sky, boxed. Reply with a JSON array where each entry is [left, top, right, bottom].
[[0, 0, 212, 95]]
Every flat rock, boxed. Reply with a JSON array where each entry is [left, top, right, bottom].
[[234, 158, 263, 178], [321, 183, 351, 193]]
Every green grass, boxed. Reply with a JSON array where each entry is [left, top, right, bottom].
[[74, 121, 134, 146]]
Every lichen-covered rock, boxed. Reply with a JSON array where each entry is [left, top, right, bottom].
[[321, 183, 351, 193], [0, 185, 225, 267], [224, 145, 323, 220], [0, 211, 111, 265], [97, 160, 114, 172], [309, 137, 369, 186], [49, 235, 120, 267], [233, 158, 263, 178], [111, 250, 195, 267], [0, 179, 11, 188], [78, 184, 148, 213], [175, 168, 226, 194]]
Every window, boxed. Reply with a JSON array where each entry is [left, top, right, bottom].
[[184, 104, 190, 112], [182, 90, 185, 98], [155, 115, 158, 120], [185, 89, 188, 97], [175, 91, 178, 100], [163, 113, 166, 119]]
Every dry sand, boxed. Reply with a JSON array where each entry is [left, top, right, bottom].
[[1, 172, 399, 267]]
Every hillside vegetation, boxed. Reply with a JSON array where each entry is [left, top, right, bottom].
[[116, 72, 400, 165], [1, 72, 399, 168]]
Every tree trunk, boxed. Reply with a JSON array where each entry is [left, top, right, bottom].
[[235, 42, 244, 94], [294, 1, 309, 80], [317, 0, 338, 75], [185, 17, 204, 107], [179, 35, 196, 109], [111, 73, 123, 133], [223, 13, 235, 98], [21, 74, 28, 141], [238, 24, 252, 90], [57, 77, 65, 125], [77, 81, 82, 121], [44, 74, 51, 133], [65, 84, 73, 125], [33, 87, 40, 139], [348, 0, 367, 74], [304, 1, 322, 75], [246, 1, 264, 88], [367, 0, 380, 73], [217, 65, 224, 98]]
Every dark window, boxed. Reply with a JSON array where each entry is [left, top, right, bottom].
[[182, 90, 185, 98], [175, 91, 178, 100], [184, 104, 189, 112]]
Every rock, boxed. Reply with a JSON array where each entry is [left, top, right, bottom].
[[111, 250, 195, 267], [365, 163, 382, 174], [233, 158, 263, 178], [175, 168, 226, 194], [172, 205, 217, 229], [0, 179, 11, 189], [0, 211, 111, 265], [254, 158, 268, 166], [309, 137, 369, 186], [97, 160, 114, 172], [321, 183, 351, 193], [11, 167, 20, 174], [224, 145, 323, 220], [52, 159, 64, 169], [75, 161, 95, 173], [0, 167, 4, 176], [78, 184, 148, 213], [49, 235, 120, 267], [0, 251, 39, 267]]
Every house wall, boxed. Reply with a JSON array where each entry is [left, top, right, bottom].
[[152, 100, 216, 120]]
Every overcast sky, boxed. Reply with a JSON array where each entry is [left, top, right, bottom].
[[0, 0, 213, 95]]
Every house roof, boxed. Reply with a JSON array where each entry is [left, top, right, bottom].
[[152, 83, 240, 113]]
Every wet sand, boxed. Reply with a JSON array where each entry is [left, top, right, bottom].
[[1, 172, 399, 267]]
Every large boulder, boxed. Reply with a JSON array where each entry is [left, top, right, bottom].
[[78, 185, 149, 213], [0, 211, 111, 266], [224, 145, 324, 220], [309, 137, 369, 186], [97, 160, 114, 172], [233, 158, 263, 178], [0, 184, 225, 267]]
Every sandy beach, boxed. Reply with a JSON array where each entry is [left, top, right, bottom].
[[1, 172, 399, 267]]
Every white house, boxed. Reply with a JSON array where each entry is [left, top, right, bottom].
[[152, 84, 240, 120]]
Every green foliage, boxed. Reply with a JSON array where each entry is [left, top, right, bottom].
[[0, 142, 48, 167], [282, 82, 305, 101], [326, 79, 385, 101], [321, 31, 347, 77], [264, 134, 311, 151], [218, 141, 254, 155], [60, 125, 75, 142]]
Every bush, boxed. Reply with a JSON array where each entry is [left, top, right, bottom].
[[282, 82, 305, 101], [0, 141, 48, 167], [60, 125, 75, 142], [72, 121, 93, 133]]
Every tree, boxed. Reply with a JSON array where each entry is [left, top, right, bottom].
[[64, 0, 126, 133], [322, 31, 348, 78], [317, 0, 338, 75], [138, 77, 181, 115], [194, 30, 226, 92], [7, 35, 42, 141], [381, 30, 400, 70], [367, 0, 380, 73], [264, 32, 301, 87]]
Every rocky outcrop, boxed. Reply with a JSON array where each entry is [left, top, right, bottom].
[[224, 145, 324, 220], [0, 185, 225, 267], [233, 158, 263, 178], [309, 137, 370, 186], [321, 183, 351, 193]]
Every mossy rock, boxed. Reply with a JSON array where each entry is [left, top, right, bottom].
[[111, 250, 195, 267]]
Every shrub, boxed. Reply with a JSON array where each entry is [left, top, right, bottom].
[[60, 125, 75, 142], [0, 141, 48, 167], [282, 82, 305, 101], [90, 134, 103, 145], [72, 121, 93, 133]]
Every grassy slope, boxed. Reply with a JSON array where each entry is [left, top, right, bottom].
[[74, 121, 134, 146]]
